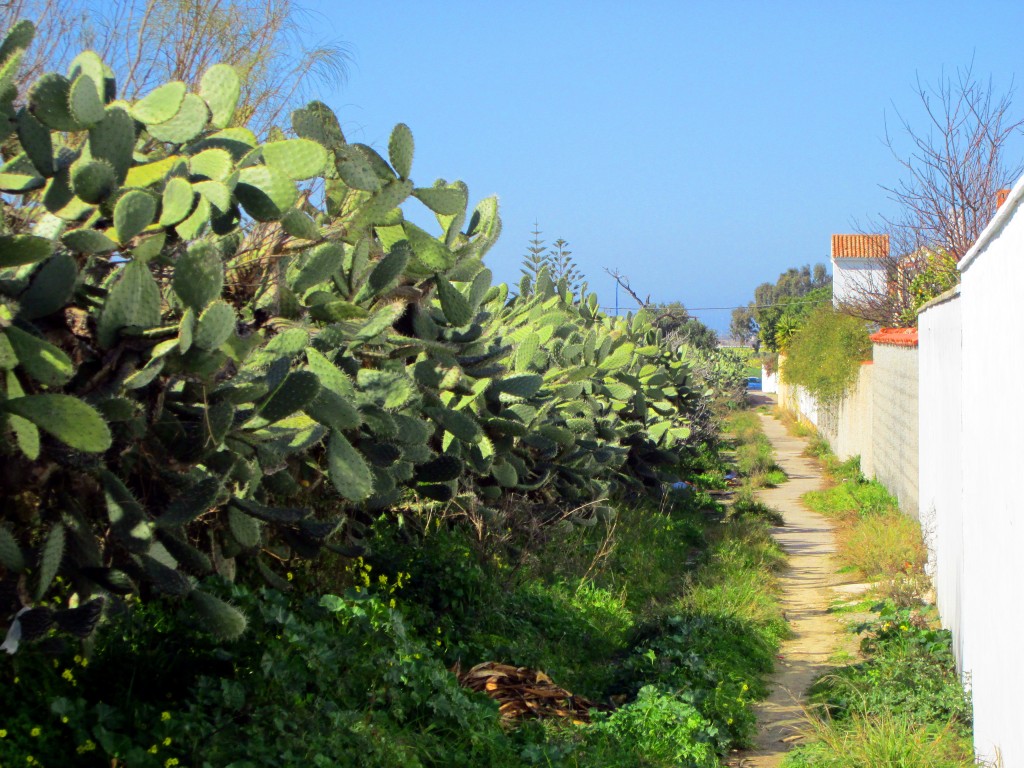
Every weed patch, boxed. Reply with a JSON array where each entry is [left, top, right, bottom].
[[783, 604, 973, 768], [777, 420, 973, 768]]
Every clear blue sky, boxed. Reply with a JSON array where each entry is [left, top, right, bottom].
[[305, 1, 1024, 332]]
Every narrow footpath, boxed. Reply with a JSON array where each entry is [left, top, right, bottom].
[[730, 397, 843, 768]]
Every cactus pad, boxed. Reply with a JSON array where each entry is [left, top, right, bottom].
[[327, 431, 374, 502], [68, 73, 106, 126], [404, 222, 455, 272], [1, 394, 111, 452], [88, 106, 135, 181], [0, 524, 26, 572], [28, 72, 81, 131], [15, 108, 54, 176], [130, 81, 186, 124], [263, 138, 328, 180], [34, 524, 66, 600], [279, 208, 319, 240], [62, 228, 118, 254], [98, 260, 161, 346], [199, 63, 240, 129], [235, 164, 297, 221], [113, 189, 157, 243], [0, 234, 53, 267], [291, 100, 346, 150], [194, 300, 236, 350], [160, 177, 196, 225], [173, 243, 224, 311], [259, 370, 321, 422], [190, 590, 247, 640], [148, 93, 210, 144], [71, 158, 116, 203], [388, 123, 414, 179], [5, 326, 74, 386]]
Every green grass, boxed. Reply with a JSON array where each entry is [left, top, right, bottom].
[[777, 419, 973, 768], [782, 605, 974, 768], [724, 411, 786, 486]]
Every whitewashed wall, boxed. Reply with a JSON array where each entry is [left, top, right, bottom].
[[822, 362, 874, 476], [761, 365, 778, 394], [955, 177, 1024, 767], [832, 257, 887, 307], [917, 290, 963, 668]]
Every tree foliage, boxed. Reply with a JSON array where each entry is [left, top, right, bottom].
[[519, 224, 585, 298], [733, 264, 831, 352], [651, 302, 718, 351], [781, 306, 872, 402]]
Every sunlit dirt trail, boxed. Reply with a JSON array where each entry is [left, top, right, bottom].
[[729, 397, 843, 768]]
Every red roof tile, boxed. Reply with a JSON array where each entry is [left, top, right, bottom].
[[832, 234, 889, 259], [869, 327, 918, 347]]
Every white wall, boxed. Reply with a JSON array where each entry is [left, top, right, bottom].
[[832, 257, 887, 307], [956, 178, 1024, 766], [917, 291, 963, 668], [761, 365, 778, 394]]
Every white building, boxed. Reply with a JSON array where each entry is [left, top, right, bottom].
[[831, 234, 889, 308]]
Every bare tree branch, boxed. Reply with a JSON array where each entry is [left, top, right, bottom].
[[603, 267, 650, 309], [851, 63, 1024, 325], [3, 0, 350, 135]]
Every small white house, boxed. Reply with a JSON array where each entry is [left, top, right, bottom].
[[831, 234, 889, 308]]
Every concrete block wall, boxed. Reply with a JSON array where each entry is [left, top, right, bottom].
[[870, 341, 920, 519]]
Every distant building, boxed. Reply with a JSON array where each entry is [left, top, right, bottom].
[[831, 234, 889, 308]]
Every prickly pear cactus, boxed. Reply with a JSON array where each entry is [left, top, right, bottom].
[[0, 19, 703, 650]]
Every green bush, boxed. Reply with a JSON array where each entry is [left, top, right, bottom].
[[782, 306, 871, 402], [581, 686, 719, 768]]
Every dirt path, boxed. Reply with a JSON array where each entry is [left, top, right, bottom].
[[729, 399, 843, 768]]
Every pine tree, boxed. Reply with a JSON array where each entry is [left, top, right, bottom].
[[520, 221, 549, 295], [547, 238, 585, 297]]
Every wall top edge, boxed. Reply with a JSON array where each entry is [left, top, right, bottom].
[[870, 327, 919, 347], [917, 284, 961, 315], [960, 174, 1024, 272]]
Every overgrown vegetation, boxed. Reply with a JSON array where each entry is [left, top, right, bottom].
[[1, 445, 787, 766], [781, 306, 872, 402], [0, 18, 788, 766], [0, 18, 705, 647], [778, 418, 972, 767], [730, 264, 831, 351], [799, 443, 926, 597]]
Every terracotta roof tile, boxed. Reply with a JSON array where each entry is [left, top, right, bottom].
[[869, 327, 918, 347], [832, 234, 889, 259]]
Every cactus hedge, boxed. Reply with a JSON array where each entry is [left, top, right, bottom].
[[0, 20, 712, 646]]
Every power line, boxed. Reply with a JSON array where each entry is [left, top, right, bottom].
[[596, 295, 833, 314]]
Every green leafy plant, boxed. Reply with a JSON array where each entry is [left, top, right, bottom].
[[0, 19, 708, 649], [781, 306, 872, 402]]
